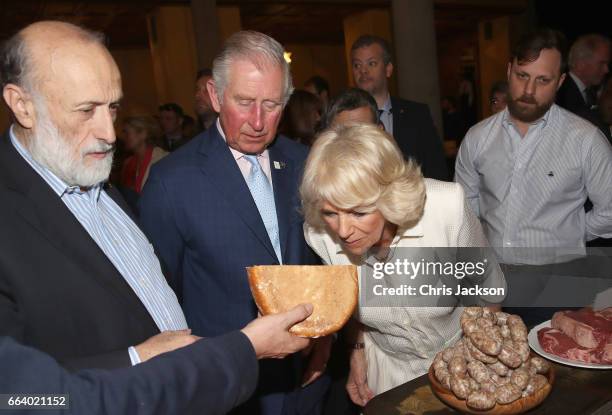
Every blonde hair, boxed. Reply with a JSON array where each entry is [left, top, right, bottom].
[[123, 115, 162, 146], [300, 123, 425, 230]]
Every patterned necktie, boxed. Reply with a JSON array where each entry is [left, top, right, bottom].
[[244, 155, 282, 263]]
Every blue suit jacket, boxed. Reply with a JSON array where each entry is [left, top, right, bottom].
[[139, 125, 324, 414], [0, 332, 257, 415], [140, 125, 319, 335]]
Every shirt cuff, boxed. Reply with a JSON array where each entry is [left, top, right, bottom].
[[128, 346, 141, 366]]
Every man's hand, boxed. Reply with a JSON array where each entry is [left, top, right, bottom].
[[241, 304, 313, 359], [135, 329, 200, 362], [346, 348, 374, 406], [301, 335, 333, 387]]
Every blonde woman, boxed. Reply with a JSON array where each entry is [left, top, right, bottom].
[[300, 124, 505, 406]]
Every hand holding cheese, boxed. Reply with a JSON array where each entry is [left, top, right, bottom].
[[241, 304, 313, 359]]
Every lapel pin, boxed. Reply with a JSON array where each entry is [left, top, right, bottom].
[[273, 161, 286, 169]]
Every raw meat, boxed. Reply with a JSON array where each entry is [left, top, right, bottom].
[[538, 307, 612, 365], [551, 308, 612, 349]]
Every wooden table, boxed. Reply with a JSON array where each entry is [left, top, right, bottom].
[[364, 363, 612, 415]]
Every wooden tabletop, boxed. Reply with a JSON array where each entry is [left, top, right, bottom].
[[364, 363, 612, 415]]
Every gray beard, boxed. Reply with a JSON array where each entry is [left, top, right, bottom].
[[27, 100, 114, 188]]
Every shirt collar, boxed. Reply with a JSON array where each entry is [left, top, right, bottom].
[[381, 94, 392, 112], [216, 118, 270, 162], [9, 125, 103, 200]]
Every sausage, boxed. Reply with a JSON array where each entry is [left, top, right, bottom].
[[491, 373, 512, 386], [467, 391, 496, 410], [514, 341, 530, 363], [442, 347, 455, 363], [462, 318, 480, 336], [503, 338, 515, 349], [496, 383, 522, 404], [485, 325, 504, 343], [435, 366, 451, 389], [468, 377, 481, 391], [453, 341, 466, 359], [522, 382, 535, 397], [530, 374, 549, 391], [448, 355, 468, 378], [450, 375, 471, 400], [469, 330, 502, 356], [488, 361, 509, 377], [482, 307, 497, 324], [507, 315, 528, 342], [463, 306, 483, 319], [498, 345, 522, 368], [479, 380, 497, 395], [433, 355, 447, 372], [495, 311, 510, 326], [529, 356, 551, 374], [500, 324, 511, 339], [477, 317, 495, 329], [463, 343, 475, 362], [520, 360, 537, 376], [466, 337, 498, 364], [510, 368, 530, 390], [467, 360, 490, 383], [506, 314, 523, 326], [433, 350, 444, 365]]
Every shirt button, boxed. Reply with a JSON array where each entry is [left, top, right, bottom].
[[505, 242, 512, 246]]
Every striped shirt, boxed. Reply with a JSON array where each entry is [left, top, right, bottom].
[[455, 105, 612, 264], [10, 128, 187, 364]]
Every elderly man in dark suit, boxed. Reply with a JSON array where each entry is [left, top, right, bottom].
[[556, 33, 611, 141], [0, 21, 202, 370], [0, 22, 316, 412], [139, 31, 330, 415], [350, 34, 448, 181]]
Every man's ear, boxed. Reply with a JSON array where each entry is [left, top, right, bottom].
[[206, 79, 222, 113], [385, 62, 394, 79], [3, 84, 35, 129]]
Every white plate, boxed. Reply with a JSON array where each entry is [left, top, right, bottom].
[[528, 320, 612, 369]]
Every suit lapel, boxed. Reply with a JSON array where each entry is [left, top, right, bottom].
[[268, 144, 293, 263], [196, 128, 279, 262], [391, 97, 404, 138], [0, 134, 157, 325]]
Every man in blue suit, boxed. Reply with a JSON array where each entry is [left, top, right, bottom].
[[139, 31, 330, 415]]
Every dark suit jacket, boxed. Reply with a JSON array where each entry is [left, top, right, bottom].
[[140, 127, 319, 335], [139, 126, 325, 414], [556, 74, 589, 115], [556, 75, 611, 142], [0, 331, 257, 415], [391, 96, 449, 181], [0, 133, 159, 370]]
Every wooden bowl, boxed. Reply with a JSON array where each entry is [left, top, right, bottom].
[[428, 364, 554, 414]]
